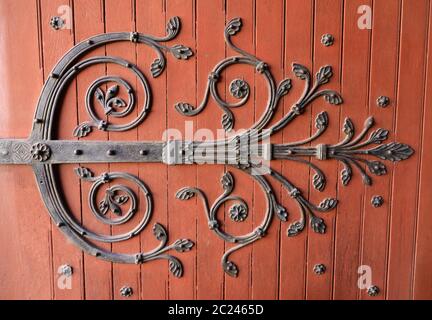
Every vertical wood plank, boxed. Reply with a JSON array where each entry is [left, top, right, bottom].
[[224, 0, 255, 300], [414, 1, 432, 300], [360, 0, 401, 300], [388, 0, 429, 300], [166, 0, 197, 300], [0, 0, 52, 299], [105, 0, 140, 300], [279, 0, 313, 300], [332, 0, 372, 300], [195, 0, 226, 300], [252, 0, 283, 300], [136, 0, 169, 300], [40, 0, 83, 300], [74, 0, 112, 300], [306, 0, 343, 300]]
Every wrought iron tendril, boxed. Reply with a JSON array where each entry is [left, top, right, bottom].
[[174, 17, 413, 277], [0, 17, 414, 279]]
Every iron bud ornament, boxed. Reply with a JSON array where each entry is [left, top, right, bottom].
[[0, 17, 414, 278]]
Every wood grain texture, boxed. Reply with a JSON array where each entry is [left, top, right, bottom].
[[40, 0, 83, 300], [0, 0, 430, 300], [0, 1, 50, 300], [279, 0, 313, 300], [74, 0, 112, 300], [414, 0, 432, 300], [388, 0, 429, 300], [307, 0, 343, 300], [166, 0, 197, 300], [360, 0, 401, 300]]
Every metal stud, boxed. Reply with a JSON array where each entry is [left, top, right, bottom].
[[377, 96, 390, 108], [0, 15, 416, 280], [50, 16, 65, 30], [74, 149, 83, 156], [139, 150, 148, 156], [371, 195, 384, 208], [59, 264, 73, 277], [120, 286, 133, 297], [367, 285, 380, 297], [321, 34, 334, 47], [313, 264, 326, 275]]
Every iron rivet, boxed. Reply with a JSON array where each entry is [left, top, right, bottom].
[[367, 285, 380, 297], [313, 264, 326, 275], [33, 118, 43, 124], [377, 96, 390, 108], [120, 286, 133, 297], [321, 34, 334, 47], [140, 150, 148, 156], [59, 264, 73, 277], [50, 16, 65, 30], [371, 195, 384, 208], [107, 150, 116, 156], [87, 39, 94, 45], [74, 149, 83, 156], [51, 73, 59, 79]]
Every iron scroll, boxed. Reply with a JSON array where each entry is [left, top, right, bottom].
[[0, 17, 414, 278]]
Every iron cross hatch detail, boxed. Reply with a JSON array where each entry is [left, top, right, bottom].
[[0, 17, 414, 278]]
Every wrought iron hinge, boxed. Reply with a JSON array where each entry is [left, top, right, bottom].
[[0, 17, 414, 278]]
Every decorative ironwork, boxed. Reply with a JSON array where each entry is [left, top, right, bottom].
[[377, 96, 390, 108], [50, 16, 64, 30], [0, 17, 414, 279], [367, 285, 380, 297], [31, 143, 51, 162], [59, 264, 73, 277], [120, 286, 133, 298], [321, 34, 334, 47], [371, 196, 384, 208], [313, 264, 326, 275]]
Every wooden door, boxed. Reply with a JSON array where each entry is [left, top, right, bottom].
[[0, 0, 431, 300]]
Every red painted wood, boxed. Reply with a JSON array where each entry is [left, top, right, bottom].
[[224, 0, 255, 300], [40, 0, 83, 300], [0, 0, 431, 300], [104, 0, 141, 300], [388, 0, 429, 300], [360, 0, 401, 300], [252, 0, 284, 300], [74, 0, 112, 300], [414, 0, 432, 300], [0, 0, 51, 299], [136, 0, 169, 300], [333, 0, 372, 300], [279, 0, 313, 300], [166, 0, 197, 300]]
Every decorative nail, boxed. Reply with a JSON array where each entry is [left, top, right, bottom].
[[120, 286, 133, 297], [367, 285, 380, 297], [50, 16, 65, 30], [371, 196, 384, 208], [59, 264, 73, 277], [377, 96, 390, 108], [313, 264, 326, 275], [321, 34, 334, 47]]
